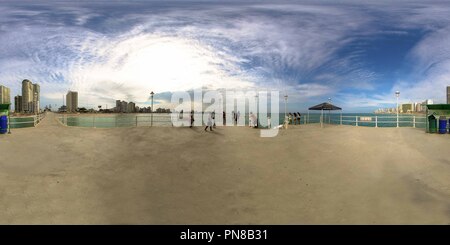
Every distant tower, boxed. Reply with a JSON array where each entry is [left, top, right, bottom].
[[0, 85, 11, 105], [22, 79, 34, 113], [116, 100, 121, 113], [66, 91, 78, 113], [33, 84, 40, 114], [14, 95, 22, 113]]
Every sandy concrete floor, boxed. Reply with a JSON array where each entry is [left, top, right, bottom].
[[0, 112, 449, 224]]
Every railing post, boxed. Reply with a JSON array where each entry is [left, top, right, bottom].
[[93, 116, 95, 127], [356, 116, 358, 126], [33, 115, 36, 127], [413, 116, 416, 128], [375, 116, 378, 127], [136, 116, 138, 127], [340, 114, 342, 125]]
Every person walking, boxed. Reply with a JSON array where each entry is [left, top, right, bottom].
[[232, 111, 235, 125], [205, 112, 213, 131], [223, 111, 226, 126], [237, 111, 240, 125], [179, 109, 184, 120]]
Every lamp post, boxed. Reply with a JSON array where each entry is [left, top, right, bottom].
[[395, 91, 400, 128], [34, 92, 38, 115], [150, 91, 154, 127], [219, 97, 222, 126], [255, 93, 259, 128], [8, 103, 11, 134], [284, 94, 288, 126]]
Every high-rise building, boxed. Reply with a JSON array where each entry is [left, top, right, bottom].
[[447, 86, 450, 104], [116, 100, 121, 112], [127, 102, 135, 113], [21, 79, 39, 113], [66, 91, 78, 113], [415, 102, 423, 113], [22, 79, 33, 113], [14, 95, 22, 113], [0, 85, 11, 105], [33, 83, 40, 114], [401, 103, 414, 113], [121, 101, 128, 113]]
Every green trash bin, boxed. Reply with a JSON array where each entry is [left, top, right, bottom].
[[428, 115, 437, 133]]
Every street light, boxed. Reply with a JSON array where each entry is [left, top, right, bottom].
[[395, 91, 400, 127], [150, 91, 154, 127], [34, 92, 38, 115], [284, 94, 288, 126], [255, 93, 259, 128]]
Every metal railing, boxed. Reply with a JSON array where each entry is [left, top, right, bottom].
[[299, 114, 426, 128], [8, 113, 46, 128], [58, 114, 173, 128], [338, 115, 426, 128], [57, 113, 427, 129]]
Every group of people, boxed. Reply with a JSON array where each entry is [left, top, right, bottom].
[[184, 110, 301, 131], [287, 112, 302, 125]]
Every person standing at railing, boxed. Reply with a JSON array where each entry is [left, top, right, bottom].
[[297, 112, 301, 125], [190, 110, 194, 128]]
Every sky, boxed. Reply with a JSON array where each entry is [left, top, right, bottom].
[[0, 0, 450, 112]]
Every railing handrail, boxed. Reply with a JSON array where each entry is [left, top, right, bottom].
[[55, 113, 434, 129]]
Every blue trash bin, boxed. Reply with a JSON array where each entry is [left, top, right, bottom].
[[0, 115, 7, 134], [438, 116, 447, 134]]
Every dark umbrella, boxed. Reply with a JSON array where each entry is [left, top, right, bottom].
[[308, 102, 342, 111], [308, 102, 342, 127]]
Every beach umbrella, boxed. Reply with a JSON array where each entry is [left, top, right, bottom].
[[308, 102, 342, 127]]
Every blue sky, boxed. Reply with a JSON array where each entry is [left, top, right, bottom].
[[0, 0, 449, 112]]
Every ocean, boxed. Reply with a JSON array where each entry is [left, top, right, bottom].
[[56, 112, 427, 128]]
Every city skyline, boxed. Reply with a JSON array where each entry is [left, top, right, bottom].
[[0, 1, 450, 112]]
